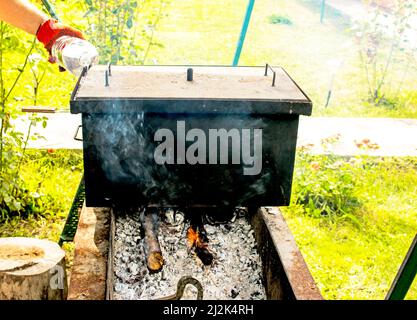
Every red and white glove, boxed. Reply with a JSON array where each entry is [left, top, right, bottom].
[[36, 19, 84, 67]]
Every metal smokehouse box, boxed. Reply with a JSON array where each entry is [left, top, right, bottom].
[[70, 65, 312, 207]]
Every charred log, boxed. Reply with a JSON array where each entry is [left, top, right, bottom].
[[203, 206, 237, 225], [141, 208, 164, 272]]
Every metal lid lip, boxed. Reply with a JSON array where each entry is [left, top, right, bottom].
[[70, 99, 312, 116], [70, 65, 312, 116]]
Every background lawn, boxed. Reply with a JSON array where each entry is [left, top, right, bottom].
[[6, 0, 417, 117], [284, 155, 417, 299], [148, 0, 417, 117]]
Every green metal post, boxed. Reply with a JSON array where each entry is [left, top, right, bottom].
[[386, 235, 417, 300], [320, 0, 326, 23], [41, 0, 59, 21], [232, 0, 255, 66]]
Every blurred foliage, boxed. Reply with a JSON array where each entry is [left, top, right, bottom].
[[81, 0, 169, 64], [0, 22, 51, 220], [354, 0, 417, 105], [0, 2, 77, 110], [1, 0, 415, 116], [293, 150, 361, 223], [145, 0, 417, 116], [268, 14, 293, 25], [0, 0, 169, 220], [0, 150, 83, 236]]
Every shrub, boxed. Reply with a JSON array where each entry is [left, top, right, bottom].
[[82, 0, 169, 64], [354, 0, 417, 105], [268, 14, 293, 25], [0, 23, 48, 221], [292, 136, 363, 223], [293, 152, 361, 221]]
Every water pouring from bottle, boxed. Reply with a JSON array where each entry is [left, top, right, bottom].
[[51, 36, 98, 77]]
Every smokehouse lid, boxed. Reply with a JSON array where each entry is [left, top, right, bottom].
[[70, 65, 312, 115]]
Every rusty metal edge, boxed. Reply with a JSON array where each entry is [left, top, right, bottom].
[[257, 207, 323, 300], [106, 209, 115, 300]]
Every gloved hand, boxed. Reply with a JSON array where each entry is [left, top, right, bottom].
[[36, 19, 84, 69]]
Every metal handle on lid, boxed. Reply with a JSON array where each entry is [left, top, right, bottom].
[[74, 125, 83, 141], [264, 63, 277, 87]]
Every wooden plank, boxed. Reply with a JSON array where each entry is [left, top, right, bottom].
[[21, 106, 56, 113], [67, 203, 111, 300]]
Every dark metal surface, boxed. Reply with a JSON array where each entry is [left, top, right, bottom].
[[105, 70, 109, 87], [264, 64, 277, 87], [156, 276, 204, 300], [81, 113, 299, 207], [105, 209, 116, 300], [72, 65, 310, 207], [58, 176, 85, 246], [386, 234, 417, 300], [73, 125, 83, 141], [70, 66, 88, 102], [107, 62, 112, 76], [72, 99, 311, 116], [187, 68, 193, 81]]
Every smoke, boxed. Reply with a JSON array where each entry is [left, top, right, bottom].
[[86, 110, 192, 206], [83, 102, 291, 208]]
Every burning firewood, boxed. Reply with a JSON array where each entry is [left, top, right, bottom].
[[187, 216, 213, 266], [141, 208, 164, 272]]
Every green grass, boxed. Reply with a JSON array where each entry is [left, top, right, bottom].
[[0, 149, 83, 275], [0, 150, 83, 240], [283, 156, 417, 300], [147, 0, 417, 117]]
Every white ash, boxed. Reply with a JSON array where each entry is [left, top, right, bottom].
[[113, 209, 266, 300]]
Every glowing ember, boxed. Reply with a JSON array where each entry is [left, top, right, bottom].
[[186, 226, 213, 266]]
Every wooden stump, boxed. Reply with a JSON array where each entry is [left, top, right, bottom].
[[0, 237, 67, 300]]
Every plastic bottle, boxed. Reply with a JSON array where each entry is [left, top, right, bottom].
[[51, 36, 99, 76]]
